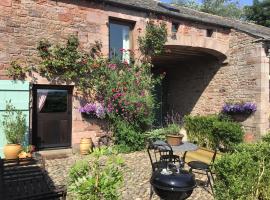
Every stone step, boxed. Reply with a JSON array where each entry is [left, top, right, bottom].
[[37, 148, 73, 160]]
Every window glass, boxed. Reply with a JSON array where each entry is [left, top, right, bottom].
[[37, 89, 67, 113], [109, 22, 130, 62]]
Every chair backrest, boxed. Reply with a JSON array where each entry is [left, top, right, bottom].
[[147, 141, 173, 171], [183, 147, 221, 165]]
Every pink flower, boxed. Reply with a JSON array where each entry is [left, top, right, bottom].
[[108, 63, 117, 70], [120, 48, 126, 52]]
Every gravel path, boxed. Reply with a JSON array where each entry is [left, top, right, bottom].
[[44, 151, 214, 200]]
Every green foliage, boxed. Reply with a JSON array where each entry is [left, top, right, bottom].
[[138, 20, 168, 57], [171, 0, 243, 19], [35, 35, 164, 151], [214, 142, 270, 199], [262, 132, 270, 143], [171, 0, 202, 10], [1, 100, 27, 144], [145, 124, 181, 142], [6, 61, 30, 80], [145, 128, 167, 142], [201, 0, 243, 19], [68, 147, 124, 200], [165, 124, 181, 135], [244, 0, 270, 27], [212, 120, 244, 150], [184, 115, 243, 150], [36, 37, 102, 96], [112, 119, 145, 152]]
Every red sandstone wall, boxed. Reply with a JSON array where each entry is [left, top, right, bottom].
[[0, 0, 267, 142]]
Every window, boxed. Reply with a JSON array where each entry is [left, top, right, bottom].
[[37, 89, 68, 113], [109, 21, 131, 62], [171, 22, 179, 33], [206, 29, 214, 37]]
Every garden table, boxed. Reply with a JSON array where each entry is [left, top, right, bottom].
[[152, 140, 198, 153], [171, 142, 198, 153]]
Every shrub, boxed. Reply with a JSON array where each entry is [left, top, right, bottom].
[[183, 115, 244, 150], [112, 119, 145, 152], [68, 147, 124, 200], [262, 132, 270, 143], [212, 120, 244, 150], [1, 100, 27, 144], [214, 142, 270, 200]]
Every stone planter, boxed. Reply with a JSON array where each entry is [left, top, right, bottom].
[[166, 134, 184, 146]]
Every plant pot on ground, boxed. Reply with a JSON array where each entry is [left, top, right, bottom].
[[1, 100, 27, 159], [165, 124, 184, 146]]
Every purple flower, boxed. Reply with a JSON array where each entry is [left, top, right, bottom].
[[96, 104, 106, 119], [79, 103, 107, 119], [222, 102, 256, 114]]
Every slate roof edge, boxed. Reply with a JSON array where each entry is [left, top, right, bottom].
[[98, 0, 270, 39]]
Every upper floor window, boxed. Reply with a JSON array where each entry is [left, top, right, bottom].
[[109, 21, 132, 62], [206, 29, 214, 37], [171, 22, 179, 33]]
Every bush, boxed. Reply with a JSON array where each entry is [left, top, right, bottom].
[[113, 119, 145, 152], [184, 115, 244, 150], [68, 147, 124, 200], [212, 120, 244, 150], [262, 132, 270, 143], [214, 142, 270, 200]]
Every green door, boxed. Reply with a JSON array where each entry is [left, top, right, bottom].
[[0, 80, 30, 157]]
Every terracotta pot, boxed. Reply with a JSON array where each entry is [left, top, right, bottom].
[[4, 144, 22, 159], [244, 133, 254, 143], [80, 138, 93, 155], [166, 134, 184, 146]]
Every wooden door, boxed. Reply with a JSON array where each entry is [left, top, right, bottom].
[[33, 85, 73, 149]]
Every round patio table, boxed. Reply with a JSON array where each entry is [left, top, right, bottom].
[[171, 142, 198, 153], [152, 140, 198, 152]]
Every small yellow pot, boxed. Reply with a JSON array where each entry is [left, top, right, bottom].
[[4, 144, 22, 159], [80, 138, 93, 155]]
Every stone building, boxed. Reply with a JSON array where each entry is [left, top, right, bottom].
[[0, 0, 270, 154]]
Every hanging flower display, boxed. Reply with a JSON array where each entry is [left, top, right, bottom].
[[79, 103, 106, 119], [222, 102, 257, 115]]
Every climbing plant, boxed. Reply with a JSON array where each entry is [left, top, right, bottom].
[[7, 20, 168, 151], [138, 20, 168, 57]]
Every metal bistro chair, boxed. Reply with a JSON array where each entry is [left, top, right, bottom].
[[183, 147, 218, 193], [147, 141, 183, 200]]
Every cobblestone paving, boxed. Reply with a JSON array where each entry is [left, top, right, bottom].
[[44, 151, 213, 200]]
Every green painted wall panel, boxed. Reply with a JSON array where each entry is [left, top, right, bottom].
[[0, 80, 30, 158]]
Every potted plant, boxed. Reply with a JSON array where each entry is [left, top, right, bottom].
[[222, 102, 257, 122], [2, 100, 27, 159], [165, 124, 184, 146], [18, 145, 36, 159]]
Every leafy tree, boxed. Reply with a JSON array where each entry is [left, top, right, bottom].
[[171, 0, 201, 10], [171, 0, 244, 19], [244, 0, 270, 27], [201, 0, 243, 19]]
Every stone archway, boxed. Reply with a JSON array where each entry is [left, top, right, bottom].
[[152, 44, 227, 125]]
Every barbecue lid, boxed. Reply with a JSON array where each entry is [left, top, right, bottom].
[[150, 170, 197, 191]]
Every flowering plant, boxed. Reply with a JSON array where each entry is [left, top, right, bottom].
[[79, 103, 106, 119], [222, 102, 257, 115]]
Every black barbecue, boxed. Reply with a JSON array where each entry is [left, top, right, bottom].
[[150, 169, 196, 200]]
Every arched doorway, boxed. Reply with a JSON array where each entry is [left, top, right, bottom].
[[152, 45, 227, 126]]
